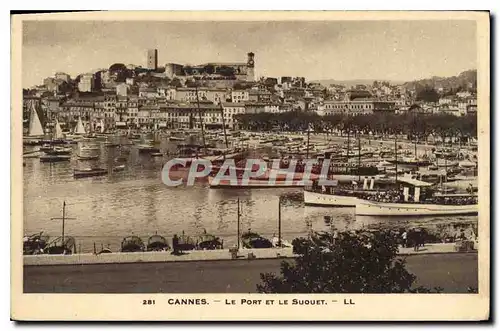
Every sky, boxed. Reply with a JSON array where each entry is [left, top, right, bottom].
[[22, 20, 477, 88]]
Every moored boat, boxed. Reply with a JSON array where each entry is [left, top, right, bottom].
[[207, 174, 314, 189], [355, 199, 478, 216], [77, 155, 99, 161], [44, 146, 72, 156], [23, 102, 45, 145], [137, 144, 160, 154], [355, 176, 478, 216], [121, 236, 145, 252], [112, 164, 126, 172], [241, 231, 272, 249], [23, 232, 50, 255], [73, 167, 108, 178], [197, 233, 223, 250], [303, 176, 397, 207], [39, 154, 71, 162], [146, 234, 170, 251]]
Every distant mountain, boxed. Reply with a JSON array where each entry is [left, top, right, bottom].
[[311, 70, 477, 92], [310, 79, 406, 87], [403, 69, 477, 92]]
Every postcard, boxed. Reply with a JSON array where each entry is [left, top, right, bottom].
[[11, 10, 490, 321]]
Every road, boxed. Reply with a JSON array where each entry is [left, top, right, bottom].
[[23, 253, 477, 293]]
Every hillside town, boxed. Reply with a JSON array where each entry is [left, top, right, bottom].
[[23, 49, 478, 133], [21, 14, 482, 300]]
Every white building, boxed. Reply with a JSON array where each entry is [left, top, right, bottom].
[[78, 73, 95, 92], [457, 91, 472, 98], [231, 90, 249, 103], [264, 104, 280, 113], [166, 88, 176, 101], [116, 83, 129, 97], [55, 72, 70, 83], [222, 102, 246, 129], [438, 97, 454, 105]]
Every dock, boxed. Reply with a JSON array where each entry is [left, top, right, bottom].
[[24, 243, 476, 266]]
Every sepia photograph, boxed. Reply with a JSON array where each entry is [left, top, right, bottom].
[[11, 11, 490, 321]]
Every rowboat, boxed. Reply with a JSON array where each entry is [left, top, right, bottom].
[[137, 144, 160, 154], [73, 167, 108, 178], [113, 165, 126, 172], [40, 155, 71, 163], [77, 155, 99, 161]]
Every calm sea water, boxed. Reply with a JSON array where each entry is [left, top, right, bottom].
[[23, 137, 478, 253]]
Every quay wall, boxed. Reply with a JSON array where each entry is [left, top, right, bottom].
[[23, 243, 476, 266]]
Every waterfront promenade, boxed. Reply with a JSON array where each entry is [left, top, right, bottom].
[[24, 242, 475, 266], [24, 252, 478, 293]]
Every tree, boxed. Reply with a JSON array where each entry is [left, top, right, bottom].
[[204, 65, 215, 75], [416, 86, 439, 103], [170, 78, 183, 88], [257, 230, 440, 293], [183, 66, 194, 76], [218, 66, 236, 77], [109, 63, 127, 72]]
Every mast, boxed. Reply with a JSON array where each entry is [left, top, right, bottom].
[[444, 135, 448, 183], [306, 124, 311, 159], [346, 121, 350, 173], [414, 132, 417, 158], [395, 135, 398, 183], [237, 197, 241, 250], [358, 133, 361, 182], [413, 113, 417, 158], [219, 102, 229, 149], [305, 98, 311, 159], [62, 201, 66, 245], [50, 201, 75, 251], [278, 196, 282, 248], [195, 85, 207, 155]]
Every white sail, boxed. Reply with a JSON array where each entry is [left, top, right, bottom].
[[53, 119, 64, 139], [28, 102, 44, 137], [75, 117, 86, 135], [100, 119, 105, 133]]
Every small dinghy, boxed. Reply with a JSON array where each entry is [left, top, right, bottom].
[[23, 232, 50, 255], [112, 165, 126, 172], [115, 156, 128, 162], [175, 233, 196, 251], [197, 233, 223, 250], [40, 154, 71, 163], [78, 155, 99, 161], [45, 236, 76, 255], [73, 167, 108, 179], [146, 234, 170, 251], [241, 231, 273, 249], [45, 146, 72, 155], [120, 236, 145, 252]]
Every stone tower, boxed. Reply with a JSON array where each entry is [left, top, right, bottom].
[[147, 49, 158, 70], [246, 52, 255, 82]]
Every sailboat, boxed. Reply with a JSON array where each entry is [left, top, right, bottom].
[[75, 117, 86, 135], [84, 118, 97, 139], [65, 117, 86, 142], [96, 119, 107, 139], [23, 103, 45, 145]]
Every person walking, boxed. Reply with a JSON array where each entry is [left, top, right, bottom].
[[402, 230, 408, 248], [172, 234, 179, 255], [413, 229, 420, 252]]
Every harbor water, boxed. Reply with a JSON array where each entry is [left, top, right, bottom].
[[23, 137, 478, 253]]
